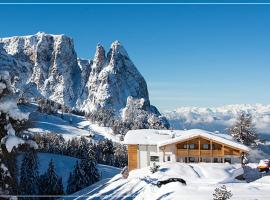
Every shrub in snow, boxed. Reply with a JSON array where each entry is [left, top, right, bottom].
[[121, 166, 129, 179], [150, 162, 160, 174], [213, 185, 233, 200], [229, 112, 258, 147]]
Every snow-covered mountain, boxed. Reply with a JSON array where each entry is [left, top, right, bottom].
[[0, 33, 163, 120], [163, 104, 270, 137]]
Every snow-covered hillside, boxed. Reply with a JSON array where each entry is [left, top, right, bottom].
[[164, 104, 270, 137], [69, 162, 270, 200], [19, 103, 122, 142]]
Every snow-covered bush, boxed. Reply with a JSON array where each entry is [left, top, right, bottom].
[[213, 185, 233, 200], [150, 162, 160, 174]]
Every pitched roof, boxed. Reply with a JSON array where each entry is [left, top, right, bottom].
[[124, 129, 249, 152]]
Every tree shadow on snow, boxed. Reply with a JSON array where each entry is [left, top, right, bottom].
[[156, 192, 174, 200], [159, 167, 169, 172], [140, 176, 158, 186]]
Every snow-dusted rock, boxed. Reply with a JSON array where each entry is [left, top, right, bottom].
[[0, 33, 167, 127], [81, 41, 149, 113], [0, 32, 80, 106]]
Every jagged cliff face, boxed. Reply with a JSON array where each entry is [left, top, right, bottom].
[[0, 33, 168, 128], [81, 41, 149, 112], [0, 32, 80, 106]]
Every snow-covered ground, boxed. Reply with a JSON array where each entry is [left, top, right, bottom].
[[69, 162, 270, 200], [19, 103, 121, 142], [16, 153, 121, 191]]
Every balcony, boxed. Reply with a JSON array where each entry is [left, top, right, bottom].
[[177, 149, 223, 157]]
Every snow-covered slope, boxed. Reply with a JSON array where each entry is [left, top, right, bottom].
[[17, 153, 121, 191], [68, 162, 270, 200], [0, 33, 162, 120], [19, 103, 121, 142], [163, 104, 270, 137]]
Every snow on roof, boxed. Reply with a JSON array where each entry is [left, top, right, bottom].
[[124, 129, 249, 151]]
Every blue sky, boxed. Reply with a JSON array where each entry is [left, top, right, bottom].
[[0, 4, 270, 110]]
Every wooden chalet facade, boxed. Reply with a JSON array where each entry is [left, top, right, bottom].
[[125, 129, 249, 171]]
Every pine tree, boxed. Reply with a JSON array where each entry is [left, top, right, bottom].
[[66, 172, 75, 195], [66, 161, 88, 194], [38, 160, 64, 199], [229, 112, 258, 146], [78, 137, 90, 158], [114, 144, 128, 168], [0, 71, 35, 195], [0, 157, 12, 195], [80, 145, 100, 185], [19, 149, 39, 199], [102, 139, 115, 165], [213, 185, 233, 200]]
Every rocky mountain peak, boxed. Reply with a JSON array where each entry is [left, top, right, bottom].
[[93, 43, 106, 69], [107, 40, 129, 67]]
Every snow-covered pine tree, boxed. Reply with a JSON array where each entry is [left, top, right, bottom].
[[102, 139, 115, 165], [229, 112, 258, 146], [66, 172, 75, 195], [213, 185, 233, 200], [19, 148, 39, 199], [0, 71, 36, 195], [114, 144, 128, 168], [80, 144, 100, 185], [78, 136, 89, 158], [66, 161, 88, 194], [38, 159, 64, 199], [56, 177, 64, 196], [0, 152, 12, 195]]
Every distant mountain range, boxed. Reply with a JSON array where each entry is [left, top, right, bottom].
[[163, 104, 270, 138]]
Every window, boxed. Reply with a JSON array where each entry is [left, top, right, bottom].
[[213, 158, 218, 163], [224, 158, 231, 163], [203, 144, 209, 150], [167, 155, 171, 161], [150, 156, 159, 162], [183, 144, 188, 149], [189, 144, 195, 149], [189, 157, 195, 162]]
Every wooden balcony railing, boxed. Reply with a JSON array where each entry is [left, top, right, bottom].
[[177, 149, 223, 157]]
